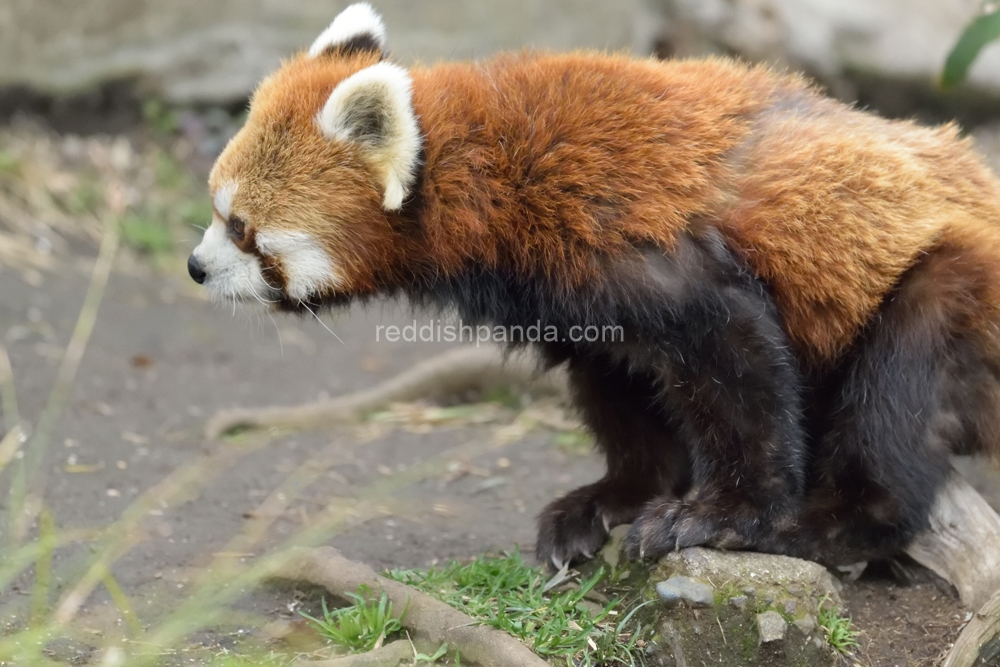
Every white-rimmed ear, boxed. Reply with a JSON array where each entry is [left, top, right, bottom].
[[309, 3, 386, 58], [317, 62, 421, 211]]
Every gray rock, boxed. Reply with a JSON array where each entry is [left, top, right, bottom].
[[794, 614, 817, 636], [729, 594, 748, 611], [757, 610, 787, 644], [656, 575, 714, 608], [655, 580, 682, 608], [0, 0, 661, 104], [9, 0, 1000, 113], [658, 547, 842, 611], [663, 0, 1000, 100]]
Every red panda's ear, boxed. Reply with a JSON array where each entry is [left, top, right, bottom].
[[317, 62, 421, 211], [309, 3, 386, 59]]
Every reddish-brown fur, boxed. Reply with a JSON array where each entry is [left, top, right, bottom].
[[213, 50, 1000, 368]]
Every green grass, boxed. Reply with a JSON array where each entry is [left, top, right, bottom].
[[121, 213, 174, 255], [179, 198, 213, 228], [300, 588, 404, 654], [0, 149, 20, 174], [385, 549, 646, 666], [817, 602, 859, 654], [66, 179, 103, 216], [412, 643, 450, 663], [942, 7, 1000, 88], [553, 430, 593, 455], [155, 152, 189, 190], [143, 99, 180, 136], [481, 386, 523, 410]]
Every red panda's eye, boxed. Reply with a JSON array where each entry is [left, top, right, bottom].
[[228, 217, 246, 241]]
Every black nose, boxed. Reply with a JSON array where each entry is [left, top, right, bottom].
[[187, 255, 207, 284]]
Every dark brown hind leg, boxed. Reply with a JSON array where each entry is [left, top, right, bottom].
[[535, 351, 690, 568], [772, 240, 1000, 565]]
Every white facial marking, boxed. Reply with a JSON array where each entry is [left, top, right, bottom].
[[256, 229, 343, 302], [317, 62, 421, 211], [308, 3, 386, 58], [191, 220, 276, 304], [214, 181, 238, 220]]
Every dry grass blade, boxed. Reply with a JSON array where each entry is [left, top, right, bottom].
[[6, 190, 121, 545]]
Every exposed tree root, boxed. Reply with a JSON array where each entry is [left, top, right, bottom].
[[294, 639, 414, 667], [905, 471, 1000, 611], [206, 346, 567, 439], [942, 586, 1000, 667], [272, 546, 549, 667]]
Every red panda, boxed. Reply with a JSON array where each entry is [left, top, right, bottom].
[[189, 3, 1000, 568]]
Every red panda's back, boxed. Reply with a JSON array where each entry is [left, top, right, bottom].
[[410, 53, 1000, 366], [410, 54, 796, 278]]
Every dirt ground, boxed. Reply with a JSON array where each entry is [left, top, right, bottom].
[[2, 118, 1000, 666]]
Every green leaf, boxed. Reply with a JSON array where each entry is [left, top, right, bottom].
[[942, 8, 1000, 88]]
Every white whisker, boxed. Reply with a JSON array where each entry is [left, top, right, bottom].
[[304, 303, 345, 345], [246, 280, 278, 304], [268, 311, 284, 357]]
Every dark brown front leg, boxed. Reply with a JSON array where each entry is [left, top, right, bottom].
[[536, 352, 689, 568]]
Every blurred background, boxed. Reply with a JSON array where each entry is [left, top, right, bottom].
[[6, 0, 1000, 125], [4, 0, 1000, 115], [2, 2, 1000, 666]]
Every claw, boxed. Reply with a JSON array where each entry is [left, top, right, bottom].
[[550, 554, 565, 570], [602, 513, 612, 533]]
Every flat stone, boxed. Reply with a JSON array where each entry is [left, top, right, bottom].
[[656, 575, 714, 608], [730, 595, 748, 611], [655, 580, 682, 608], [757, 610, 788, 644], [659, 547, 842, 609], [794, 614, 817, 636]]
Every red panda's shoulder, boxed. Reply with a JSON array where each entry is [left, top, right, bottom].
[[405, 54, 814, 280]]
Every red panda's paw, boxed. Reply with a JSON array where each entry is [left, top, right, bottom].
[[535, 480, 647, 570], [624, 497, 751, 561]]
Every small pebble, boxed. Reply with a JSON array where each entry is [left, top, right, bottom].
[[730, 595, 748, 611], [794, 614, 817, 635], [655, 581, 681, 608], [655, 576, 714, 608], [757, 610, 787, 643]]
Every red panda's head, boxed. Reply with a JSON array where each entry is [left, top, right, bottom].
[[188, 3, 422, 312]]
